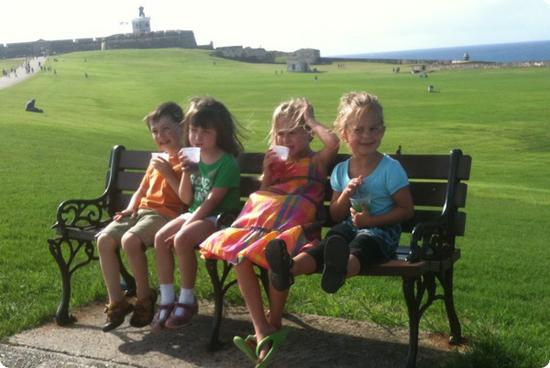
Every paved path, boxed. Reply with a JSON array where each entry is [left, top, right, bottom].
[[0, 57, 46, 90], [0, 301, 459, 368]]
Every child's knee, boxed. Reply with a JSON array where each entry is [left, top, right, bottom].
[[96, 233, 117, 253], [121, 232, 144, 254], [154, 230, 170, 250]]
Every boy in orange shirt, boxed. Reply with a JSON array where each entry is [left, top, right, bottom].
[[96, 102, 186, 332]]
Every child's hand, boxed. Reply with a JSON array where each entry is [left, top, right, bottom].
[[300, 102, 316, 134], [178, 150, 199, 173], [301, 102, 315, 124], [350, 206, 372, 228], [343, 176, 364, 197], [151, 156, 174, 177], [180, 156, 199, 173], [113, 208, 137, 222], [263, 149, 282, 173]]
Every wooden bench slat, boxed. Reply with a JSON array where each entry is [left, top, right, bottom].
[[363, 259, 429, 277], [410, 182, 467, 207], [116, 171, 144, 191], [113, 193, 132, 212], [391, 154, 472, 180], [119, 150, 152, 170]]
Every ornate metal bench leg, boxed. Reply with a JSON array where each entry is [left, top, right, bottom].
[[403, 277, 420, 368], [437, 266, 463, 344], [206, 259, 226, 351], [48, 237, 76, 325], [116, 249, 136, 297]]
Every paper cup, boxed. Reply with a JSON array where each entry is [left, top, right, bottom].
[[151, 152, 169, 161], [272, 145, 289, 161], [180, 147, 201, 163]]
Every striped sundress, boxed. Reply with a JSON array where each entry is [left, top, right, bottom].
[[199, 154, 325, 269]]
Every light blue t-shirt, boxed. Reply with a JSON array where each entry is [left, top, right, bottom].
[[330, 154, 409, 253]]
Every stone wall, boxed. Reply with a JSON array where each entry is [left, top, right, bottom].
[[294, 48, 320, 64], [213, 46, 274, 63], [103, 30, 196, 50], [0, 30, 197, 58]]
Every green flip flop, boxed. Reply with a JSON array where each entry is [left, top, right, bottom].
[[255, 328, 289, 368], [233, 334, 257, 363]]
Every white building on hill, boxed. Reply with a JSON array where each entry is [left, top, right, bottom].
[[287, 48, 320, 72]]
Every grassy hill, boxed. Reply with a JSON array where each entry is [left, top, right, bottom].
[[0, 49, 549, 367]]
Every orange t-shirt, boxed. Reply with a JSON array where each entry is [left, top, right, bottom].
[[138, 157, 185, 218]]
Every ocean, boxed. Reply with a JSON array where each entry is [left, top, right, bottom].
[[339, 40, 550, 63]]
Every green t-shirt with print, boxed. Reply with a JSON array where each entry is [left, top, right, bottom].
[[189, 152, 241, 215]]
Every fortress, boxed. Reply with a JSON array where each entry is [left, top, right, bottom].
[[0, 7, 199, 59], [0, 7, 321, 72]]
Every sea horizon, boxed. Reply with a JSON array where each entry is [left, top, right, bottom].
[[335, 39, 550, 63]]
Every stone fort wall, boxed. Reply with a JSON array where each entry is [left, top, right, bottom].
[[0, 30, 198, 58]]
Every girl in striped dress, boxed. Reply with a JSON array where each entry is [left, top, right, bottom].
[[200, 98, 339, 366]]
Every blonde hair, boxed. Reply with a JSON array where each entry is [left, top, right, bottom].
[[333, 92, 384, 136], [268, 97, 312, 145]]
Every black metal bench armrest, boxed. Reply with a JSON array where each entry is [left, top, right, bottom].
[[408, 215, 450, 262], [52, 195, 111, 236]]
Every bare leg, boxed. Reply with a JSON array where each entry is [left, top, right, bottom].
[[97, 234, 124, 304], [235, 259, 277, 343], [121, 232, 150, 300], [347, 254, 361, 277], [267, 286, 288, 330], [173, 219, 216, 289], [154, 217, 186, 285], [291, 252, 318, 276]]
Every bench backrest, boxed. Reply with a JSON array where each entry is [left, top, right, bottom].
[[104, 145, 471, 245]]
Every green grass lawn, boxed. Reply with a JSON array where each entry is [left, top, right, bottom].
[[0, 49, 549, 368]]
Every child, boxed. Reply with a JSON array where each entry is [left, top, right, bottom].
[[200, 98, 339, 366], [266, 91, 414, 300], [96, 102, 186, 332], [151, 97, 244, 332]]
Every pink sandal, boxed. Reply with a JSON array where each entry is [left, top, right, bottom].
[[164, 301, 198, 329], [150, 303, 174, 333]]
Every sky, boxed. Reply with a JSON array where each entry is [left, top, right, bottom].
[[1, 0, 550, 56]]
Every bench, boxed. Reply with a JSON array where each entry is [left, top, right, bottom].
[[49, 145, 471, 368]]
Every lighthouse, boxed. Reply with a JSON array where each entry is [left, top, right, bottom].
[[132, 6, 151, 34]]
